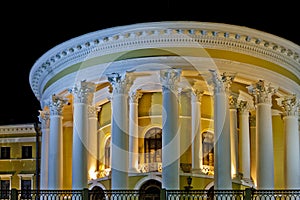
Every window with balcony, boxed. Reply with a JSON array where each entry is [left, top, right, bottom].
[[144, 127, 162, 172], [202, 131, 214, 166]]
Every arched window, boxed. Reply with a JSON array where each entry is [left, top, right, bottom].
[[144, 128, 162, 164], [139, 179, 161, 200], [202, 131, 214, 166], [90, 186, 105, 200], [105, 137, 111, 168]]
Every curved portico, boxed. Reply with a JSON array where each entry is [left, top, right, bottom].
[[30, 21, 300, 190]]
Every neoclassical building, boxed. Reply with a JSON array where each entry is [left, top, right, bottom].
[[29, 21, 300, 192]]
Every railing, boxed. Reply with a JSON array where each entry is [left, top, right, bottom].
[[0, 188, 299, 200]]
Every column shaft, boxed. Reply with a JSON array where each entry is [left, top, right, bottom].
[[48, 115, 63, 189], [87, 106, 99, 180], [284, 115, 300, 188], [277, 95, 300, 189], [107, 72, 130, 189], [238, 111, 251, 180], [129, 91, 142, 173], [111, 93, 129, 188], [70, 80, 96, 189], [248, 80, 276, 189], [162, 87, 180, 189], [229, 108, 238, 178], [39, 111, 49, 189], [160, 69, 181, 189], [48, 94, 67, 189], [214, 92, 232, 189], [191, 91, 202, 172], [256, 103, 274, 188], [210, 70, 233, 190], [72, 103, 89, 189]]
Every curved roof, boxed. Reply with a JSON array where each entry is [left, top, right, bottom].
[[29, 21, 300, 104]]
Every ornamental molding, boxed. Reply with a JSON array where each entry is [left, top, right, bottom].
[[30, 22, 300, 100], [0, 124, 35, 134]]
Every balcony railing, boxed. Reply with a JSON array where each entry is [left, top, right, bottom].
[[0, 188, 299, 200], [95, 163, 214, 178]]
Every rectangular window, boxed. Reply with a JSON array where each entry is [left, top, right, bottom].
[[0, 180, 10, 199], [21, 180, 31, 199], [0, 147, 10, 159], [22, 146, 32, 159]]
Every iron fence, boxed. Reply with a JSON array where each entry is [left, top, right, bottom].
[[0, 188, 299, 200]]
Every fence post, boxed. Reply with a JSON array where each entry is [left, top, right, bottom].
[[160, 188, 166, 200], [11, 188, 17, 200], [82, 188, 89, 200], [245, 188, 253, 200]]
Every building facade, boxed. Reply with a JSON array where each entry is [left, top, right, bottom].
[[0, 124, 40, 194], [29, 21, 300, 191]]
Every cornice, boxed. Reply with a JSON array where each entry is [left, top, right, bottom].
[[0, 124, 35, 134], [29, 21, 300, 100]]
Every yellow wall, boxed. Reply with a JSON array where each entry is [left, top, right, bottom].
[[0, 137, 38, 189], [63, 126, 73, 189], [272, 115, 284, 189]]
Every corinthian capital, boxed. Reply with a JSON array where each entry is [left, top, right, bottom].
[[191, 88, 204, 102], [48, 94, 69, 116], [247, 80, 277, 104], [160, 68, 181, 92], [107, 72, 132, 95], [208, 70, 235, 94], [221, 72, 235, 93], [276, 94, 299, 117], [70, 80, 96, 104], [129, 89, 143, 103], [38, 110, 50, 129]]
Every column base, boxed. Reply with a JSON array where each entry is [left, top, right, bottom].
[[241, 178, 254, 187]]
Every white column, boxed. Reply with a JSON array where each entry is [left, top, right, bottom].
[[160, 69, 181, 189], [70, 80, 96, 189], [277, 94, 300, 189], [87, 105, 100, 180], [248, 80, 277, 189], [229, 95, 238, 179], [129, 90, 142, 173], [191, 89, 203, 173], [107, 72, 131, 189], [48, 94, 68, 189], [209, 70, 233, 189], [237, 96, 253, 182], [38, 110, 50, 189]]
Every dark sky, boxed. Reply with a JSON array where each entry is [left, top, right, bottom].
[[1, 2, 299, 125]]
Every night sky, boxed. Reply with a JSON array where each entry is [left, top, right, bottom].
[[1, 2, 299, 125]]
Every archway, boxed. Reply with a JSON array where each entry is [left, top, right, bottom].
[[90, 186, 105, 200], [139, 179, 161, 200]]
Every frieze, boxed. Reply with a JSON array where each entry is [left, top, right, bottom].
[[0, 124, 35, 134], [30, 22, 300, 100]]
